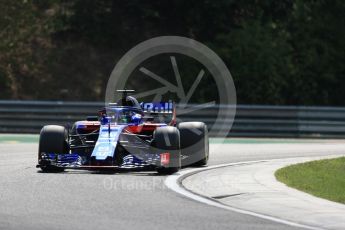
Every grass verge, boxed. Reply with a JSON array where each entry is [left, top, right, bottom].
[[275, 157, 345, 204], [0, 134, 39, 143]]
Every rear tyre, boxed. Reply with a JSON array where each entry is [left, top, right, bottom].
[[153, 126, 181, 175], [178, 122, 209, 167], [38, 125, 69, 173]]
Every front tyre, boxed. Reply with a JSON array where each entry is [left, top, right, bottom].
[[153, 126, 181, 175], [38, 125, 69, 173]]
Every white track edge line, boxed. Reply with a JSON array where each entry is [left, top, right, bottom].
[[165, 160, 325, 230]]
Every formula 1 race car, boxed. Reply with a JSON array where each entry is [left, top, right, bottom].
[[37, 90, 209, 175]]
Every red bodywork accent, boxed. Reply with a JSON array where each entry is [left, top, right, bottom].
[[77, 121, 165, 135], [76, 121, 100, 131], [169, 104, 177, 126], [125, 123, 162, 134], [160, 153, 170, 166]]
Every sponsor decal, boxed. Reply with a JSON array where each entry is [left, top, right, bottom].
[[141, 102, 173, 113], [160, 152, 170, 166]]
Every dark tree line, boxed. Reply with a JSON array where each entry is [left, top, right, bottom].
[[0, 0, 344, 105]]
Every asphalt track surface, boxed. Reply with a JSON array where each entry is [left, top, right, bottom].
[[1, 140, 344, 230]]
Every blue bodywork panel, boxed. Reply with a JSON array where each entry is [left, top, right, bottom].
[[91, 124, 126, 160]]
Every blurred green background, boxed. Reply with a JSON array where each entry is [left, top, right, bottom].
[[0, 0, 344, 105]]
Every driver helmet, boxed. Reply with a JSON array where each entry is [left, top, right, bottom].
[[131, 113, 142, 124]]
